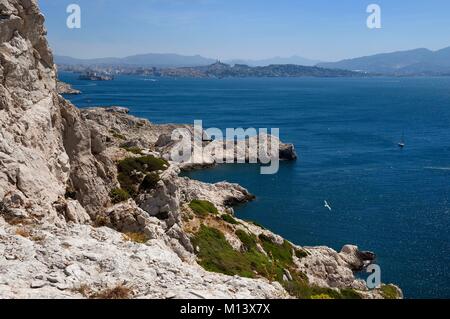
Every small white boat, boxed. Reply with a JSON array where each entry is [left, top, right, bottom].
[[398, 133, 405, 148]]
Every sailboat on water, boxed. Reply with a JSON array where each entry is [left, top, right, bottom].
[[398, 132, 405, 148]]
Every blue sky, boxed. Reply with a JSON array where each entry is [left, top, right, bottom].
[[38, 0, 450, 61]]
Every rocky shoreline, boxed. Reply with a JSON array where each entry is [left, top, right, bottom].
[[0, 0, 401, 299]]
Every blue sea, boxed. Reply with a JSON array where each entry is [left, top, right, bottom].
[[60, 72, 450, 299]]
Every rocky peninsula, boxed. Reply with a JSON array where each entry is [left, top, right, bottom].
[[0, 0, 401, 299]]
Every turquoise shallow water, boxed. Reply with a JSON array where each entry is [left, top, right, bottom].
[[60, 72, 450, 298]]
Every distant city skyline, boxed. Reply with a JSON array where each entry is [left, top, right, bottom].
[[38, 0, 450, 62]]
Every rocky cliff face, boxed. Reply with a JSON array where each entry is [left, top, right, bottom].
[[0, 0, 401, 299], [0, 0, 116, 223], [1, 0, 69, 223]]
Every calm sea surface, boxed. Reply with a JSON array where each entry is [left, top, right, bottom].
[[60, 72, 450, 298]]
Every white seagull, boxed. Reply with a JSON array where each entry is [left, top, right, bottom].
[[324, 200, 332, 212]]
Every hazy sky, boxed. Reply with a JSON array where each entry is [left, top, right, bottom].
[[38, 0, 450, 61]]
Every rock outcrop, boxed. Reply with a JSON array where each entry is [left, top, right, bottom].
[[0, 0, 401, 299], [1, 0, 69, 224], [0, 217, 288, 299], [56, 81, 81, 95]]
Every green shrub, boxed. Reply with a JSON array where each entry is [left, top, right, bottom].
[[189, 200, 219, 217], [110, 188, 130, 204], [380, 284, 399, 299], [117, 156, 168, 196], [221, 214, 239, 225], [118, 156, 168, 174], [140, 173, 160, 191]]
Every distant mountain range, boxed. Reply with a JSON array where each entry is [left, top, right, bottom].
[[56, 46, 450, 76], [55, 53, 320, 68], [227, 56, 321, 67], [55, 53, 216, 68], [318, 47, 450, 75]]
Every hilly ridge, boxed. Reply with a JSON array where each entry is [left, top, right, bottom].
[[318, 47, 450, 75]]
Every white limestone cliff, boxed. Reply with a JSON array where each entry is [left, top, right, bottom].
[[0, 0, 401, 299]]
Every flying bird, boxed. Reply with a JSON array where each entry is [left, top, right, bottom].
[[324, 200, 332, 211]]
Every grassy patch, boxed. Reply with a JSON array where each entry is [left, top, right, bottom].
[[110, 188, 131, 204], [221, 214, 239, 225], [192, 224, 364, 299], [189, 200, 219, 217], [380, 284, 399, 299], [283, 279, 361, 299], [191, 225, 272, 278], [259, 234, 293, 267]]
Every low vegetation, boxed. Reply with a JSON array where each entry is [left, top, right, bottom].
[[110, 155, 169, 203], [191, 224, 362, 299], [110, 188, 131, 204], [221, 214, 240, 225], [259, 234, 293, 266], [73, 283, 133, 299], [380, 284, 399, 299], [192, 225, 273, 278], [189, 200, 219, 217], [118, 155, 168, 178], [91, 285, 132, 299]]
